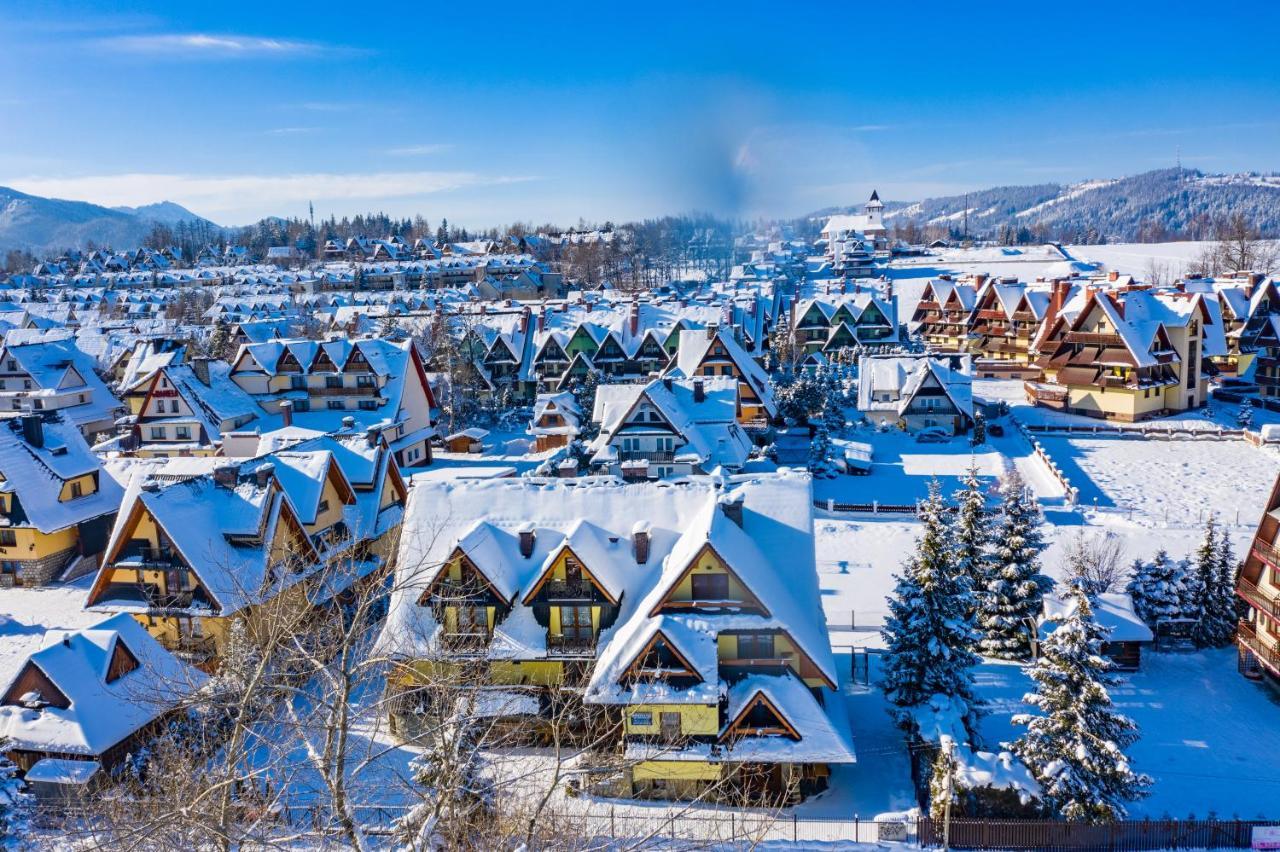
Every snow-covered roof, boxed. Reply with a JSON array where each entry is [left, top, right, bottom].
[[0, 613, 207, 757], [1040, 591, 1153, 643]]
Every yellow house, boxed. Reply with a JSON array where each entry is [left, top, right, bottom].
[[86, 434, 407, 667], [381, 473, 855, 804], [0, 414, 122, 587], [1028, 287, 1220, 422], [670, 328, 777, 426]]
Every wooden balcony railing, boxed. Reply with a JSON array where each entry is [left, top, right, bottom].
[[547, 634, 597, 656], [1237, 575, 1280, 620], [1064, 331, 1126, 346], [1238, 622, 1280, 672]]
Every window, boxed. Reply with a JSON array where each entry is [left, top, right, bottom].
[[358, 399, 378, 411], [318, 499, 329, 514], [69, 481, 83, 499], [22, 380, 30, 390], [0, 530, 15, 547], [690, 572, 729, 601], [150, 426, 167, 439], [630, 711, 653, 727], [559, 605, 592, 640], [457, 605, 486, 635], [291, 376, 307, 390], [660, 712, 682, 742], [78, 394, 85, 404], [327, 400, 344, 410], [356, 374, 375, 388], [325, 376, 342, 389], [736, 633, 774, 659], [170, 399, 179, 413], [175, 426, 191, 440]]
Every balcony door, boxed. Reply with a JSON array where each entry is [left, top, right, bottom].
[[560, 605, 592, 641]]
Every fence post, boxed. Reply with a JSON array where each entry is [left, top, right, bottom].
[[793, 813, 798, 842], [828, 497, 834, 512], [610, 805, 615, 838]]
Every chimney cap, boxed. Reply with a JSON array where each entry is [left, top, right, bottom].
[[631, 520, 652, 535]]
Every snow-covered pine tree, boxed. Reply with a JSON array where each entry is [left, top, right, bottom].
[[0, 742, 31, 844], [1214, 529, 1243, 640], [808, 420, 832, 474], [207, 318, 231, 360], [971, 412, 987, 446], [1189, 515, 1235, 648], [1009, 586, 1151, 822], [881, 479, 981, 739], [1125, 550, 1184, 631], [1237, 399, 1255, 430], [977, 469, 1051, 659], [952, 462, 990, 605]]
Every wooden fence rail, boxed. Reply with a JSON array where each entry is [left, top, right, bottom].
[[919, 817, 1277, 850]]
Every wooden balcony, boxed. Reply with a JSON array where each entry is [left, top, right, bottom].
[[1024, 382, 1068, 404], [1251, 540, 1280, 569], [1238, 622, 1280, 673], [547, 634, 597, 657], [540, 579, 601, 601], [1237, 574, 1280, 621], [1064, 332, 1126, 346]]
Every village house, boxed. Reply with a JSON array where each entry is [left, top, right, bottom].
[[85, 430, 407, 667], [528, 392, 581, 452], [0, 414, 122, 587], [966, 279, 1051, 379], [116, 358, 260, 457], [589, 376, 751, 478], [856, 354, 974, 434], [1026, 286, 1222, 421], [910, 278, 978, 352], [227, 336, 436, 468], [0, 334, 125, 440], [0, 613, 206, 789], [668, 326, 777, 426], [378, 473, 854, 804], [789, 292, 899, 356], [1237, 471, 1280, 683]]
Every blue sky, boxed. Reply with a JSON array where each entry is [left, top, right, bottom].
[[2, 0, 1278, 227]]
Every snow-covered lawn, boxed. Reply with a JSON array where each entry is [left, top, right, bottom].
[[974, 650, 1280, 819], [815, 430, 1006, 507], [1035, 434, 1280, 528], [0, 575, 98, 685]]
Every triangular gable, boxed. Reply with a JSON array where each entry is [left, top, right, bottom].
[[619, 629, 702, 684], [648, 541, 770, 618], [720, 691, 800, 742], [418, 546, 512, 606], [1, 660, 71, 709], [520, 544, 620, 606], [105, 639, 140, 684]]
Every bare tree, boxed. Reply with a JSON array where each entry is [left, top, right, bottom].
[[1060, 530, 1127, 595], [1195, 213, 1280, 277]]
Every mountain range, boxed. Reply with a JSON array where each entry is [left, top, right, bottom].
[[816, 168, 1280, 242], [0, 187, 217, 254]]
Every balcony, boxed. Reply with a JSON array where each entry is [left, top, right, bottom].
[[547, 634, 597, 656], [617, 449, 676, 463], [113, 546, 181, 568], [540, 579, 600, 600], [1238, 622, 1280, 673], [1237, 574, 1280, 621], [1065, 332, 1125, 346], [313, 385, 383, 397], [440, 632, 490, 652]]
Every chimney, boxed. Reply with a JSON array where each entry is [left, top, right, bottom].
[[213, 462, 240, 488], [719, 494, 744, 528], [279, 399, 293, 427], [705, 322, 719, 341], [341, 415, 356, 430], [693, 379, 705, 402], [632, 521, 651, 565], [519, 306, 530, 333], [586, 301, 593, 313], [662, 376, 673, 391], [537, 309, 545, 332], [1108, 269, 1119, 282], [973, 273, 988, 289], [191, 356, 211, 386], [365, 426, 380, 448], [629, 301, 639, 338], [517, 522, 536, 557], [556, 458, 579, 478], [19, 414, 43, 448], [255, 462, 275, 488]]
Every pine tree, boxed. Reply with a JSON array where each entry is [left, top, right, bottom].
[[952, 462, 990, 601], [0, 743, 31, 844], [881, 480, 981, 740], [971, 412, 987, 445], [1125, 550, 1184, 631], [1189, 515, 1235, 647], [809, 420, 832, 473], [1010, 587, 1151, 822], [1237, 399, 1255, 430], [208, 318, 231, 361], [977, 469, 1050, 659], [1214, 530, 1243, 637]]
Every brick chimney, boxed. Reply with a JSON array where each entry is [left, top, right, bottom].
[[213, 462, 240, 488], [693, 379, 705, 402], [255, 462, 275, 488], [629, 301, 639, 338], [537, 309, 546, 332], [517, 522, 536, 557], [632, 521, 651, 565], [1108, 269, 1119, 282], [191, 357, 211, 386], [519, 306, 530, 333], [719, 494, 744, 528], [279, 399, 293, 427]]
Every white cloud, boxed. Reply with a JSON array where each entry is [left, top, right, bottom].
[[265, 127, 319, 136], [99, 33, 325, 56], [386, 144, 453, 157], [6, 171, 536, 223]]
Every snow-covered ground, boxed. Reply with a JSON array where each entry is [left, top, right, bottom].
[[975, 650, 1280, 819]]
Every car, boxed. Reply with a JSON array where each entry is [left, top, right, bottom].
[[987, 423, 1005, 437], [915, 427, 950, 443]]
